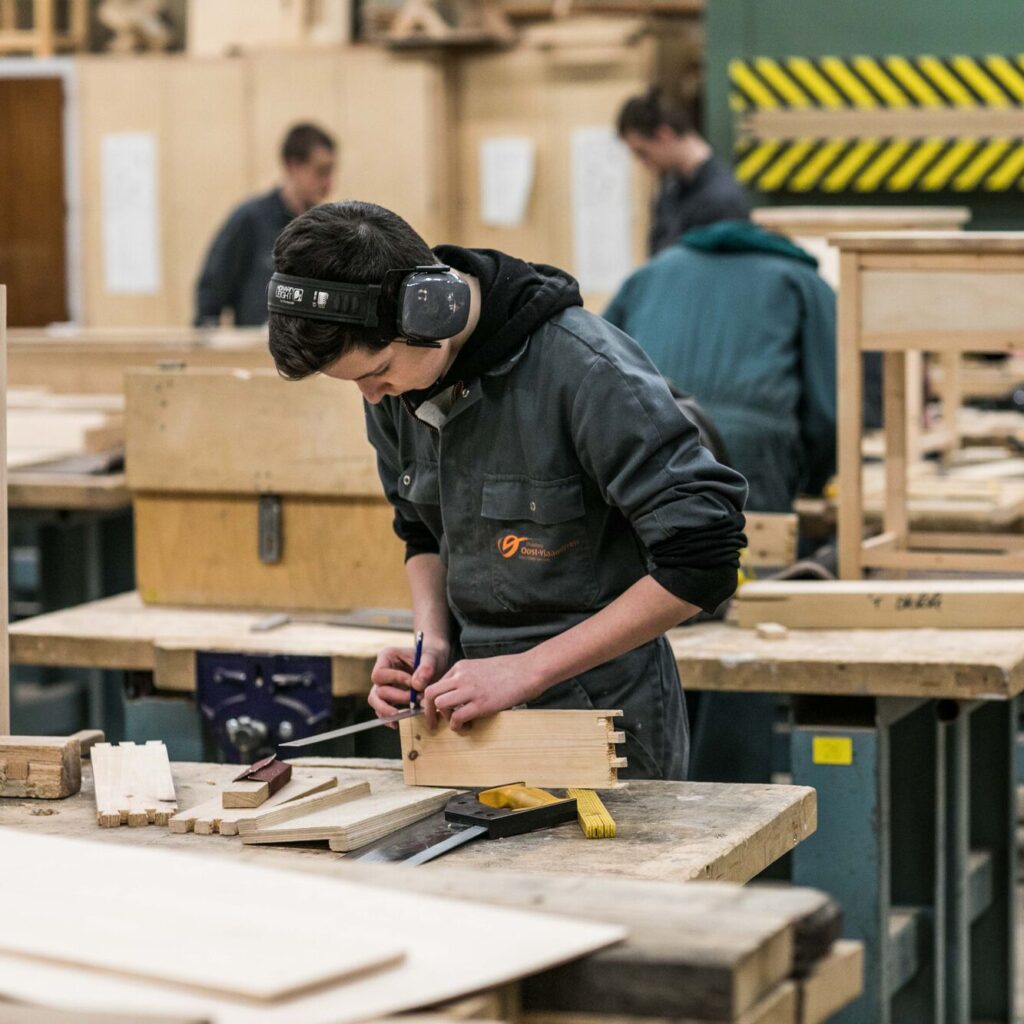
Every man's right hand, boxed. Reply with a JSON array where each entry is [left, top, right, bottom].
[[369, 643, 451, 725]]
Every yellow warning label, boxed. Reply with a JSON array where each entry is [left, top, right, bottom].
[[730, 54, 1024, 192], [812, 736, 854, 765]]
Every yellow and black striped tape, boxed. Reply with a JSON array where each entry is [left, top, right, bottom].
[[729, 54, 1024, 193]]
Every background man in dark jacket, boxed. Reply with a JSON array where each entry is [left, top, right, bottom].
[[194, 122, 336, 326], [617, 88, 750, 255]]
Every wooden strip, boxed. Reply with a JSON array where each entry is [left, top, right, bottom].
[[400, 710, 625, 789], [223, 757, 291, 808], [0, 736, 81, 799], [799, 940, 863, 1024], [836, 251, 864, 579], [168, 773, 347, 836], [734, 580, 1024, 629], [92, 742, 177, 827], [241, 786, 455, 849], [861, 546, 1024, 573]]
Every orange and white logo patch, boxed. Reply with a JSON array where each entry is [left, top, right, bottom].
[[497, 532, 580, 562]]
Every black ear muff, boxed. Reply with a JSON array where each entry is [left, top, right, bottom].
[[395, 266, 471, 346], [267, 273, 381, 326]]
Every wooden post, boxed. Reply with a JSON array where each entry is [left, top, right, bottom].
[[883, 351, 909, 577], [836, 251, 864, 579], [0, 286, 9, 735], [33, 0, 54, 56], [903, 349, 923, 466], [938, 350, 962, 464], [69, 0, 89, 50]]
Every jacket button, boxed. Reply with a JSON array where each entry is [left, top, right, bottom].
[[460, 386, 470, 399], [529, 501, 536, 512], [402, 474, 411, 486]]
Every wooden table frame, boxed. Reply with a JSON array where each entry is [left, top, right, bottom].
[[834, 231, 1024, 578], [0, 0, 87, 56]]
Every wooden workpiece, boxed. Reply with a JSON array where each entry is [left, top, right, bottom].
[[92, 741, 177, 827], [400, 710, 626, 788], [733, 579, 1024, 630], [0, 736, 82, 799]]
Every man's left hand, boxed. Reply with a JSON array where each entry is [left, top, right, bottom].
[[423, 655, 542, 731]]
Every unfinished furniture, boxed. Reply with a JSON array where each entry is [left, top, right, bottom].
[[672, 619, 1024, 1024], [834, 231, 1024, 578], [0, 0, 88, 56], [126, 367, 407, 611]]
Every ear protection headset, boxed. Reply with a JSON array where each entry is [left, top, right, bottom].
[[267, 265, 470, 348]]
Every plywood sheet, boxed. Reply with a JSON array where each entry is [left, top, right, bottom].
[[0, 828, 623, 1023], [733, 579, 1024, 630], [400, 710, 625, 789]]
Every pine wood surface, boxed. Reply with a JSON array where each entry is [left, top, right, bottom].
[[0, 828, 622, 1022], [92, 741, 177, 827], [0, 760, 815, 884], [798, 941, 863, 1024], [168, 772, 350, 835], [400, 711, 626, 788], [733, 579, 1024, 630], [241, 785, 455, 848], [0, 736, 81, 799], [671, 621, 1024, 699], [233, 781, 372, 836]]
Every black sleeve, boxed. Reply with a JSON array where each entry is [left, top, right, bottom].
[[648, 515, 747, 614], [194, 207, 251, 326]]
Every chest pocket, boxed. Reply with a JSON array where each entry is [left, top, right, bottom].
[[481, 475, 598, 613]]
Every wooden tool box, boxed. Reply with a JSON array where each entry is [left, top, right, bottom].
[[125, 367, 409, 611]]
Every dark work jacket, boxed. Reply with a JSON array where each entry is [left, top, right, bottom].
[[649, 157, 750, 256], [364, 304, 748, 780], [194, 189, 293, 326]]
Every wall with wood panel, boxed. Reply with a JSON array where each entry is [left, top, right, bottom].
[[76, 49, 452, 327]]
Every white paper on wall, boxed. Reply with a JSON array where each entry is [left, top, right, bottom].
[[101, 132, 162, 295], [570, 126, 634, 294], [480, 137, 536, 227]]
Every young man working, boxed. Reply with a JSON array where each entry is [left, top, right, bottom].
[[267, 201, 747, 780], [194, 122, 336, 326], [617, 88, 749, 255]]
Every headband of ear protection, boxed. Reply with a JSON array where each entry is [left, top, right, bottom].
[[267, 265, 471, 348]]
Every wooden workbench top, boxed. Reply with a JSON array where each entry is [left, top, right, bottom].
[[829, 230, 1024, 252], [12, 591, 1024, 701], [0, 759, 815, 885], [672, 621, 1024, 700]]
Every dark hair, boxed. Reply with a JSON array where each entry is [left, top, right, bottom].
[[280, 122, 336, 164], [268, 201, 435, 380], [616, 87, 692, 139]]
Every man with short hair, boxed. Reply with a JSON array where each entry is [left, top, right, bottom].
[[194, 122, 336, 326], [267, 200, 748, 780], [617, 88, 749, 255]]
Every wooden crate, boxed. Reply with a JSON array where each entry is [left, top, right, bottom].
[[126, 367, 408, 611], [834, 231, 1024, 577]]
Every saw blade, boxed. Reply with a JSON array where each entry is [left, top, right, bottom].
[[278, 707, 422, 747], [346, 813, 486, 865]]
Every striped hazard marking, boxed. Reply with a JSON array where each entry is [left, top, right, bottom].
[[730, 54, 1024, 192]]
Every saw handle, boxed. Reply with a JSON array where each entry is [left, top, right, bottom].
[[478, 783, 562, 811]]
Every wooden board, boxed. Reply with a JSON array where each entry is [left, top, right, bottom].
[[124, 368, 380, 497], [241, 785, 455, 849], [0, 828, 623, 1024], [798, 941, 863, 1024], [234, 780, 372, 836], [133, 493, 409, 612], [672, 621, 1024, 700], [0, 736, 81, 799], [400, 711, 625, 789], [167, 772, 350, 836], [92, 741, 177, 827], [743, 513, 798, 568], [733, 579, 1024, 630]]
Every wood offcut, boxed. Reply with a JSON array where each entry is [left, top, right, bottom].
[[0, 736, 81, 799], [92, 741, 177, 827], [223, 754, 292, 808]]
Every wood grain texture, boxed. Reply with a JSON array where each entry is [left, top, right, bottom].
[[241, 785, 455, 849], [400, 711, 625, 789], [733, 579, 1024, 630], [0, 736, 81, 799], [798, 940, 863, 1024], [133, 493, 408, 612], [234, 780, 371, 836], [222, 758, 291, 808], [92, 741, 177, 827], [672, 621, 1024, 700], [169, 773, 347, 836], [0, 826, 622, 1023], [0, 760, 816, 884]]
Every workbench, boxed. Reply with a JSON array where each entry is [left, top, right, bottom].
[[673, 622, 1023, 1024], [10, 597, 1020, 1022]]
